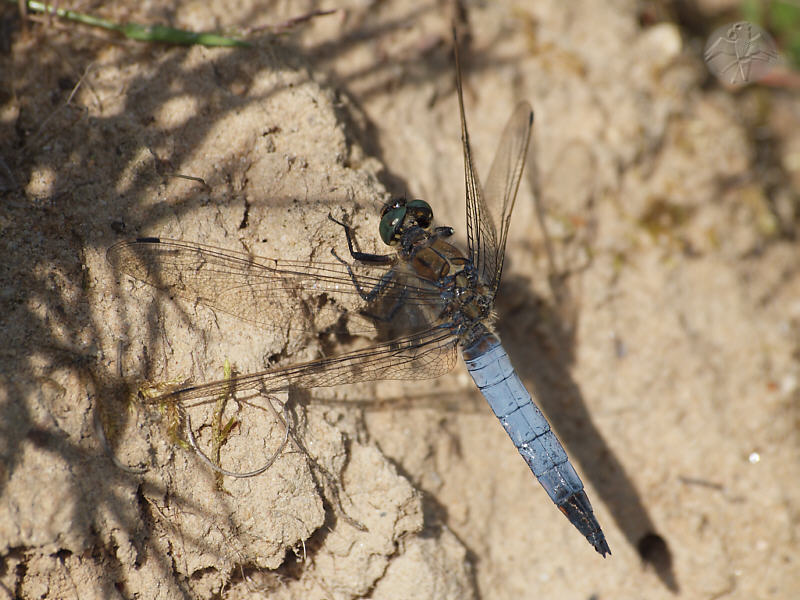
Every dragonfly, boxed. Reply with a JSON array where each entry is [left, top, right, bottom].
[[107, 41, 610, 557]]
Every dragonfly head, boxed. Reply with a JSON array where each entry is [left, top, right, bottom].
[[379, 198, 433, 245]]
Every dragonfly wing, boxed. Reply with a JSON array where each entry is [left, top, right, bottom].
[[480, 102, 533, 293], [149, 327, 459, 407], [107, 237, 444, 336], [454, 43, 498, 291], [453, 43, 533, 293]]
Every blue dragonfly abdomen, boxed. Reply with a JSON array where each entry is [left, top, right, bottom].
[[463, 333, 610, 556]]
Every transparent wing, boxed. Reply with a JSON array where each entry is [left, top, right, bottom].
[[454, 44, 533, 293], [150, 327, 459, 407], [481, 102, 533, 293], [107, 237, 446, 336], [454, 44, 496, 291]]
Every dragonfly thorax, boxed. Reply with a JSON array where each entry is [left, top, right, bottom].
[[446, 265, 496, 343], [399, 230, 496, 343]]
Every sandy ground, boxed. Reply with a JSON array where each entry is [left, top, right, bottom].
[[1, 0, 799, 598]]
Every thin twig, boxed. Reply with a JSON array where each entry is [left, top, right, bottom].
[[185, 405, 290, 478]]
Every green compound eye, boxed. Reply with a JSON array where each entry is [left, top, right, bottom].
[[379, 205, 407, 244], [406, 199, 432, 228], [407, 199, 431, 211]]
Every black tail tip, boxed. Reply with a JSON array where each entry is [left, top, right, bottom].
[[594, 538, 612, 558], [557, 491, 611, 557]]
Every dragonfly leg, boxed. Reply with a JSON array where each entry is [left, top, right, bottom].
[[328, 214, 393, 264], [359, 286, 410, 323], [329, 242, 399, 303], [327, 213, 413, 324], [329, 244, 410, 323]]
